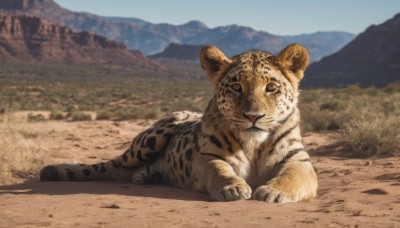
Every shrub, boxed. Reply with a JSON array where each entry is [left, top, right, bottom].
[[113, 109, 141, 121], [342, 115, 400, 157], [49, 111, 65, 120], [27, 113, 46, 122], [96, 110, 112, 120], [69, 112, 92, 121]]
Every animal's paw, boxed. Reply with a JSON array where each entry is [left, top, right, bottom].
[[253, 185, 297, 203], [212, 182, 252, 201], [131, 172, 146, 185]]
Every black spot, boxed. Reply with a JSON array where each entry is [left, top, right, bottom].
[[82, 169, 91, 179], [166, 124, 176, 128], [209, 135, 223, 149], [66, 169, 75, 181], [185, 149, 193, 161], [146, 137, 156, 150], [156, 129, 165, 134], [40, 165, 59, 181], [130, 149, 135, 157]]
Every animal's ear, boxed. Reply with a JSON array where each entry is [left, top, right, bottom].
[[278, 44, 310, 81], [200, 45, 232, 85]]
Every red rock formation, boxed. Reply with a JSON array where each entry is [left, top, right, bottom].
[[0, 13, 159, 66]]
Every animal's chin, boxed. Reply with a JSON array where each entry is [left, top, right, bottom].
[[241, 127, 270, 142]]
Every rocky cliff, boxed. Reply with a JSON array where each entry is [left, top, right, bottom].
[[0, 13, 158, 66]]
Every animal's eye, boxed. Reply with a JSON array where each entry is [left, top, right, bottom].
[[231, 83, 242, 92], [266, 83, 278, 93]]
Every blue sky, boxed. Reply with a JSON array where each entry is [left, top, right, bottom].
[[54, 0, 400, 35]]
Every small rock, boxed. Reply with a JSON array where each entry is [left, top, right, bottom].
[[365, 161, 372, 166]]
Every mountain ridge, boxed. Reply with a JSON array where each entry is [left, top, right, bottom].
[[0, 0, 354, 62], [303, 13, 400, 88]]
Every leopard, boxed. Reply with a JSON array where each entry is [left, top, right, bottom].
[[40, 44, 318, 203]]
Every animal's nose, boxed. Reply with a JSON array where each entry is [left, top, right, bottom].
[[243, 112, 265, 123]]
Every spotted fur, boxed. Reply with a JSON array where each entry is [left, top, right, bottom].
[[40, 44, 317, 203]]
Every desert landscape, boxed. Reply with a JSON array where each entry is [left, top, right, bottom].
[[0, 115, 399, 227]]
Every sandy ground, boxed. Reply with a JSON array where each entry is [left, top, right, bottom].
[[0, 120, 399, 228]]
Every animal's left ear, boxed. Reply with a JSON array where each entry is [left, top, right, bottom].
[[278, 44, 310, 81]]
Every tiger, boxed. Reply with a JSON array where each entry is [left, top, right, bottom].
[[40, 44, 318, 203]]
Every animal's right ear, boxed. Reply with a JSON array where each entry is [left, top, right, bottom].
[[200, 45, 232, 85]]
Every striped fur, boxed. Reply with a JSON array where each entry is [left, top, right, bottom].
[[40, 44, 317, 203]]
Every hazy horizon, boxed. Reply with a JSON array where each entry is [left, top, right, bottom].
[[53, 0, 400, 35]]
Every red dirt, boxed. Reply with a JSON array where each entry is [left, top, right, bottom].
[[0, 120, 399, 227]]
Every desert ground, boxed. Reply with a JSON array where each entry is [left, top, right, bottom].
[[0, 117, 399, 228]]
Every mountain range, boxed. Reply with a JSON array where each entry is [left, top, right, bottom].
[[0, 13, 159, 66], [303, 13, 400, 88], [0, 0, 354, 62]]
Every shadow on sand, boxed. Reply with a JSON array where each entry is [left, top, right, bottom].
[[0, 180, 211, 202]]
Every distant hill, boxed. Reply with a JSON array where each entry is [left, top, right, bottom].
[[0, 0, 355, 62], [0, 13, 159, 66], [303, 13, 400, 88], [149, 43, 202, 61]]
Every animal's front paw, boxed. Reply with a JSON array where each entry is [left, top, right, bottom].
[[253, 185, 297, 203], [212, 182, 252, 201]]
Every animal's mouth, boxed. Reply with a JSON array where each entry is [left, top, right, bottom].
[[243, 126, 266, 132]]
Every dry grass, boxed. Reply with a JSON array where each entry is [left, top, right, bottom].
[[300, 84, 400, 156], [342, 115, 400, 157], [0, 114, 48, 185]]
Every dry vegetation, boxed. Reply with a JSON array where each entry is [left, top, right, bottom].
[[0, 63, 399, 184], [300, 84, 400, 157], [0, 114, 48, 184]]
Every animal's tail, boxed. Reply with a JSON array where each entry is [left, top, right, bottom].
[[40, 160, 134, 182]]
